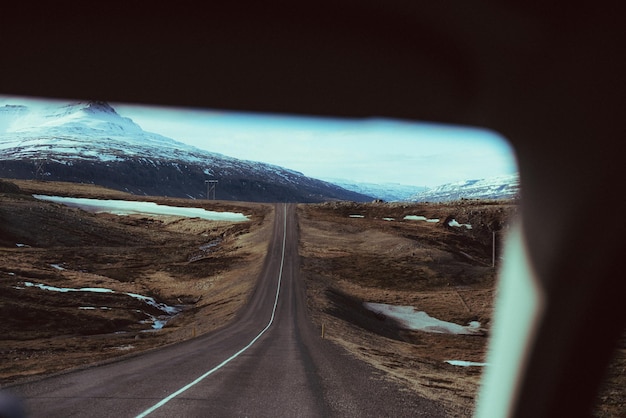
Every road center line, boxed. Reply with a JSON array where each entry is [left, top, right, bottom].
[[135, 204, 287, 418]]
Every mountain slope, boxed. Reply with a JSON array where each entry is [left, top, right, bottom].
[[409, 174, 520, 202], [321, 178, 427, 202], [0, 101, 372, 202]]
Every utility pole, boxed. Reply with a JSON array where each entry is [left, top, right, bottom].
[[205, 180, 218, 200], [34, 159, 46, 181]]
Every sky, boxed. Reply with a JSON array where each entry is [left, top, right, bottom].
[[1, 95, 518, 188], [114, 103, 518, 188]]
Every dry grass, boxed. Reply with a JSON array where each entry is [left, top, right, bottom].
[[10, 179, 138, 200], [0, 179, 273, 384], [298, 202, 505, 416], [1, 179, 622, 416], [297, 201, 624, 417]]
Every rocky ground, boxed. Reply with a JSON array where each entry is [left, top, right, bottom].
[[0, 178, 622, 416]]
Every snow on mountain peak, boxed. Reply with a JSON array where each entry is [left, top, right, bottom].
[[0, 100, 212, 162], [0, 100, 318, 182], [408, 174, 520, 202], [81, 101, 117, 114], [1, 100, 138, 133], [0, 100, 374, 202]]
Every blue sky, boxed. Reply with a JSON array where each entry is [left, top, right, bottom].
[[115, 103, 518, 187]]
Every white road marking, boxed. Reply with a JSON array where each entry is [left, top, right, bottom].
[[135, 204, 288, 418]]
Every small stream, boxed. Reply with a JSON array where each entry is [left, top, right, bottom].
[[18, 281, 181, 330]]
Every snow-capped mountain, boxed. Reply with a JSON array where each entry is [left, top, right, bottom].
[[0, 100, 372, 202], [409, 174, 519, 202], [321, 178, 427, 202], [0, 101, 203, 162]]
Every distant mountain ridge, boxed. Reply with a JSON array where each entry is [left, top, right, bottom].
[[408, 174, 519, 202], [0, 100, 372, 202], [321, 178, 428, 202], [326, 175, 519, 203]]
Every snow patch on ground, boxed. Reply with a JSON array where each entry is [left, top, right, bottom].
[[125, 292, 179, 315], [115, 345, 135, 351], [364, 302, 482, 335], [445, 360, 489, 367], [23, 282, 115, 294], [448, 219, 472, 229], [78, 306, 111, 310], [404, 215, 440, 223]]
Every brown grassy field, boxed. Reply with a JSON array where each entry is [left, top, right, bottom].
[[296, 201, 624, 417], [297, 201, 513, 415], [0, 179, 622, 416], [0, 179, 274, 383]]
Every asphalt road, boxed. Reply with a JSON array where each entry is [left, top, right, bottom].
[[10, 204, 446, 417]]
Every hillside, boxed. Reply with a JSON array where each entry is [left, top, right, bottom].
[[1, 179, 620, 416], [0, 101, 372, 203], [409, 174, 520, 202], [321, 178, 428, 202], [329, 175, 520, 203], [0, 179, 514, 415]]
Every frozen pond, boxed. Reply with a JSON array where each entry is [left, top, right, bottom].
[[364, 302, 482, 335], [33, 195, 249, 222]]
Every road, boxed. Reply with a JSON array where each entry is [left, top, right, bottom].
[[10, 204, 446, 417]]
